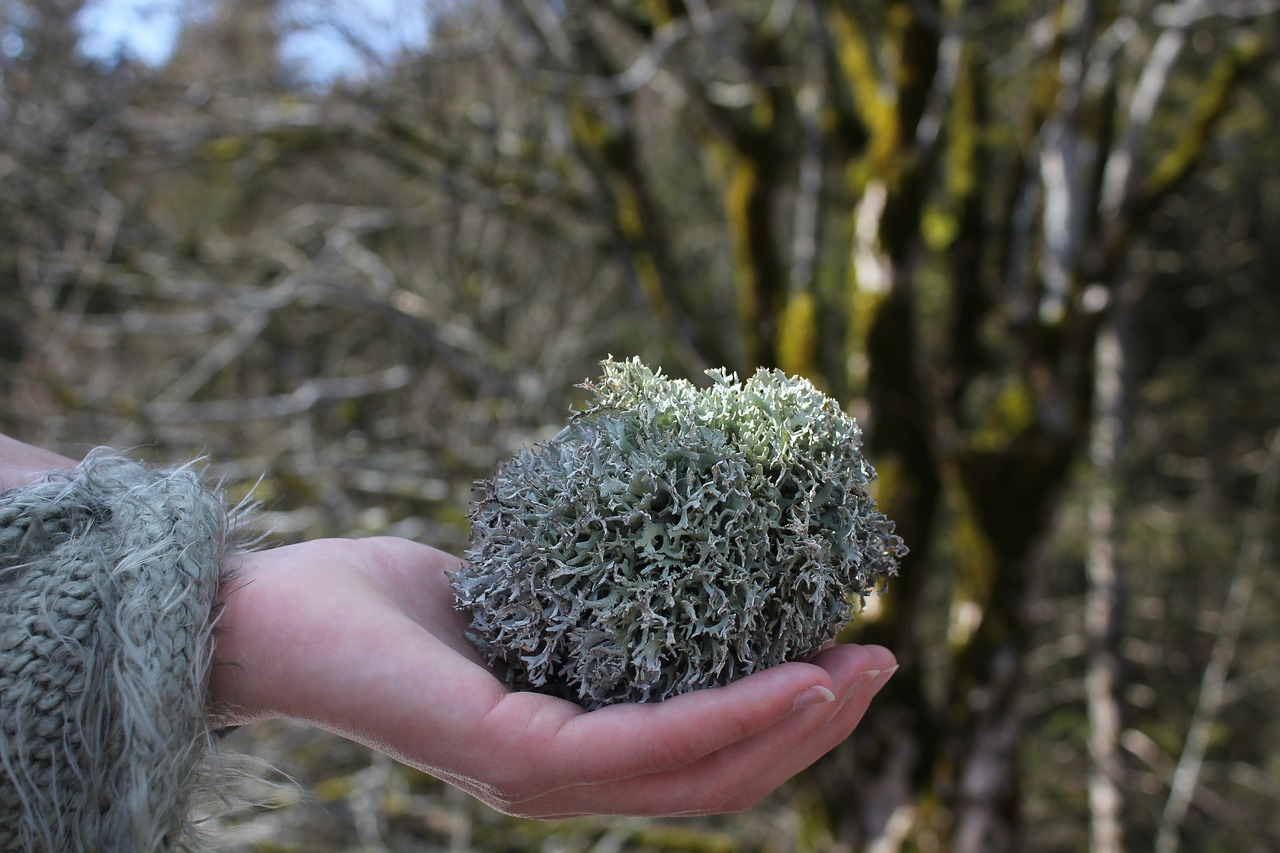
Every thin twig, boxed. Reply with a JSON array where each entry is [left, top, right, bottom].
[[1155, 429, 1280, 853], [142, 365, 414, 424], [1098, 0, 1210, 226]]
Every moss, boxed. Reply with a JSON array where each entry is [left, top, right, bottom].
[[725, 157, 762, 357], [830, 9, 899, 191], [777, 290, 821, 384]]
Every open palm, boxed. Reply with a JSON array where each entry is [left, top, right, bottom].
[[208, 536, 897, 818]]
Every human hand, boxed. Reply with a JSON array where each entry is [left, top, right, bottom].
[[0, 433, 77, 491], [209, 536, 897, 818]]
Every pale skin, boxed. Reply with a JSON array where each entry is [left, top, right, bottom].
[[1, 433, 897, 819]]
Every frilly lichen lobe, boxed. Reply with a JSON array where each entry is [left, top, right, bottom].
[[450, 357, 906, 709]]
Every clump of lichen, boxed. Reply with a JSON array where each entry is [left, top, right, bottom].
[[450, 357, 905, 709]]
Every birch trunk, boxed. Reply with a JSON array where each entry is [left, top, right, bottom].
[[1086, 296, 1128, 853]]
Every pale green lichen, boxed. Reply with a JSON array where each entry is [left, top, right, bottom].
[[450, 357, 905, 709]]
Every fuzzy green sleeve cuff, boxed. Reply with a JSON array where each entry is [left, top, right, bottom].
[[0, 450, 233, 851]]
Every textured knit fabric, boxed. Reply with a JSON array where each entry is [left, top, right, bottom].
[[0, 449, 231, 852]]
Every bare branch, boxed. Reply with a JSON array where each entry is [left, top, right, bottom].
[[1098, 0, 1212, 226], [1153, 0, 1280, 26], [1122, 729, 1251, 823], [143, 365, 413, 424], [912, 15, 963, 155], [507, 0, 574, 67], [1155, 429, 1280, 853], [577, 18, 695, 98]]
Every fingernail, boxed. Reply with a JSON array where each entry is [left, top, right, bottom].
[[847, 669, 880, 699], [871, 665, 900, 691], [792, 684, 837, 711]]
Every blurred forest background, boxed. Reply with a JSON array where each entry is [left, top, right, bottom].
[[2, 0, 1278, 851]]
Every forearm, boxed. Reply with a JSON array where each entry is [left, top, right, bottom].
[[0, 432, 78, 491]]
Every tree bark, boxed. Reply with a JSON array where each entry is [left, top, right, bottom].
[[1086, 298, 1128, 853]]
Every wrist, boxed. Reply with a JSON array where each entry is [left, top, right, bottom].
[[208, 550, 281, 727], [0, 433, 78, 491]]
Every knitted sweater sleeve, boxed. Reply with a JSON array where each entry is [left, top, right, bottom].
[[0, 449, 232, 852]]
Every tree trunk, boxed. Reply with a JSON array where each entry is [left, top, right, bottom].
[[1086, 298, 1128, 853]]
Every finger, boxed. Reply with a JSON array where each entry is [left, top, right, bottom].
[[712, 655, 899, 812], [496, 645, 894, 817], [456, 657, 834, 809], [517, 657, 840, 788]]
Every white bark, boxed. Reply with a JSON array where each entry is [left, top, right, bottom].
[[1086, 299, 1127, 853]]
